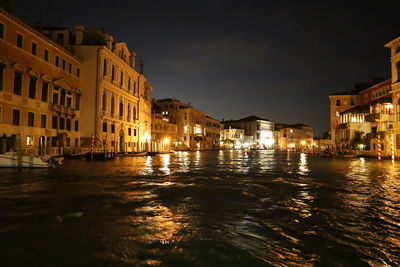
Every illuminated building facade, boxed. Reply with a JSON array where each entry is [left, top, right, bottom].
[[0, 9, 83, 156], [150, 112, 178, 152], [385, 37, 400, 159], [205, 116, 220, 150], [222, 116, 275, 149], [155, 98, 219, 150], [39, 25, 152, 152], [220, 127, 245, 149], [275, 123, 313, 151]]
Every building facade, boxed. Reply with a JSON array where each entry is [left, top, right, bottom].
[[205, 116, 220, 150], [222, 116, 275, 149], [150, 112, 178, 152], [0, 9, 83, 156], [275, 123, 314, 151], [40, 25, 152, 152], [220, 127, 245, 149]]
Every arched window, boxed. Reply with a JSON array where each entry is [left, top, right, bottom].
[[111, 97, 115, 115], [111, 65, 115, 81], [119, 101, 124, 117], [103, 59, 107, 76], [102, 92, 107, 111], [127, 104, 131, 120]]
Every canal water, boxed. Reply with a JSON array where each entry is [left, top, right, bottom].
[[0, 151, 399, 266]]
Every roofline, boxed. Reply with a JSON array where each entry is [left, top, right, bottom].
[[357, 79, 391, 93], [0, 8, 84, 63], [384, 36, 400, 48]]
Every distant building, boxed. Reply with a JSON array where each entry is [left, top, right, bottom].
[[220, 127, 245, 149], [39, 25, 152, 152], [155, 98, 220, 150], [0, 9, 83, 156], [222, 116, 275, 149], [150, 112, 178, 152], [275, 123, 313, 151], [205, 116, 221, 150]]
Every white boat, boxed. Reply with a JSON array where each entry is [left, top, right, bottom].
[[0, 152, 50, 168]]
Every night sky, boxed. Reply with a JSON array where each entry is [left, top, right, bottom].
[[6, 0, 400, 136]]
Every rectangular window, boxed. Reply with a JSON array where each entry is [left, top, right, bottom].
[[0, 106, 2, 123], [27, 136, 33, 146], [103, 122, 107, 132], [62, 59, 66, 70], [60, 89, 66, 105], [75, 93, 80, 110], [134, 129, 137, 136], [111, 124, 115, 133], [0, 23, 4, 39], [59, 117, 65, 130], [55, 55, 60, 67], [52, 116, 58, 129], [66, 119, 71, 130], [77, 68, 80, 78], [128, 128, 131, 136], [53, 92, 59, 104], [16, 33, 23, 48], [128, 77, 131, 91], [29, 77, 37, 99], [41, 114, 46, 128], [336, 99, 341, 106], [51, 137, 57, 147], [67, 97, 72, 107], [13, 71, 22, 95], [12, 109, 20, 125], [44, 49, 49, 62], [28, 112, 34, 127], [68, 63, 72, 74], [41, 82, 48, 102], [75, 120, 79, 131], [31, 42, 37, 56], [0, 63, 4, 91]]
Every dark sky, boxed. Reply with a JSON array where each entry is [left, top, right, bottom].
[[6, 0, 400, 136]]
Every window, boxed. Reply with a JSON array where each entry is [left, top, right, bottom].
[[111, 65, 115, 81], [111, 124, 115, 133], [0, 63, 4, 91], [336, 99, 341, 106], [41, 114, 46, 128], [103, 122, 107, 132], [31, 42, 37, 56], [27, 136, 33, 146], [60, 89, 66, 105], [13, 71, 22, 95], [0, 106, 2, 123], [0, 23, 4, 39], [111, 97, 115, 115], [68, 63, 72, 74], [62, 59, 66, 70], [44, 49, 49, 62], [52, 116, 58, 129], [29, 77, 37, 99], [59, 117, 65, 130], [119, 101, 123, 116], [397, 61, 400, 82], [55, 55, 60, 67], [128, 128, 131, 136], [75, 120, 79, 131], [16, 33, 23, 48], [28, 112, 34, 127], [12, 109, 20, 125], [120, 72, 123, 86], [128, 77, 131, 91], [103, 59, 107, 76], [77, 68, 80, 78], [75, 93, 80, 110], [134, 129, 137, 136], [102, 93, 107, 111], [67, 96, 72, 107], [53, 91, 59, 105], [51, 137, 57, 147], [41, 82, 48, 102], [66, 119, 71, 130]]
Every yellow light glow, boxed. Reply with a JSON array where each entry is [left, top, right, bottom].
[[301, 140, 306, 146], [164, 137, 170, 144]]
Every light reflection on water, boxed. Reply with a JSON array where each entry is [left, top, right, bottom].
[[0, 151, 399, 266]]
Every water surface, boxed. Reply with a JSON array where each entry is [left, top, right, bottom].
[[0, 151, 399, 266]]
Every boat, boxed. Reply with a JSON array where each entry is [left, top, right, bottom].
[[0, 152, 50, 168]]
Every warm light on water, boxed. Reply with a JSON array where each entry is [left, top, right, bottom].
[[0, 151, 399, 266]]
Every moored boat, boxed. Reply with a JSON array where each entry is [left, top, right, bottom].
[[0, 152, 50, 168]]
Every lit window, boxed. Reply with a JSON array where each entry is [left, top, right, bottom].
[[27, 136, 33, 146]]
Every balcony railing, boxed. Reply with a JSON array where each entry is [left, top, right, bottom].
[[365, 113, 394, 122]]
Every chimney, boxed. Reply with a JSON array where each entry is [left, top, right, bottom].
[[74, 25, 84, 45], [139, 60, 144, 74], [105, 35, 113, 50], [129, 52, 136, 69]]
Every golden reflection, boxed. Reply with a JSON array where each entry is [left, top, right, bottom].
[[194, 150, 201, 167], [144, 156, 153, 174], [177, 151, 190, 172], [298, 153, 309, 175], [160, 154, 171, 175]]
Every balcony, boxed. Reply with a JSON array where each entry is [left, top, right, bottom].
[[365, 113, 394, 122]]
